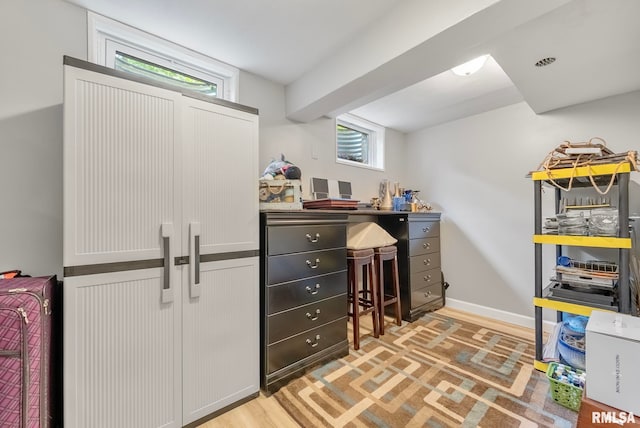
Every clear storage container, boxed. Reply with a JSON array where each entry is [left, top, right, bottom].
[[589, 207, 618, 236]]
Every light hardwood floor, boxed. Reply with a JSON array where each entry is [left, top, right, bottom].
[[196, 393, 300, 428], [197, 307, 536, 427]]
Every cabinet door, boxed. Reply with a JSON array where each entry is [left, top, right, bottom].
[[182, 257, 259, 424], [181, 97, 259, 258], [63, 270, 182, 428], [63, 64, 182, 268], [63, 64, 183, 428]]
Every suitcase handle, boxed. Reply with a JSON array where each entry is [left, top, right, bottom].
[[161, 223, 174, 303], [189, 222, 201, 298]]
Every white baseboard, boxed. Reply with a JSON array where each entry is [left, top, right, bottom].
[[445, 298, 557, 334]]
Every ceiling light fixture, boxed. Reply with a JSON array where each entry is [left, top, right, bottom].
[[535, 57, 556, 67], [451, 55, 489, 76]]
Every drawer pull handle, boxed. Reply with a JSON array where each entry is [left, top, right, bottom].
[[306, 309, 321, 321], [305, 284, 321, 294], [306, 334, 321, 347], [423, 275, 432, 281], [422, 243, 430, 249], [422, 227, 430, 233], [424, 291, 432, 297], [306, 258, 320, 269], [305, 233, 320, 243], [423, 259, 430, 265]]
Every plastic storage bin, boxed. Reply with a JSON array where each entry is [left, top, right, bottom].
[[546, 362, 585, 411], [589, 207, 618, 236], [558, 320, 586, 369]]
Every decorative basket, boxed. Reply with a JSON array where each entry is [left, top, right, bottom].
[[258, 179, 302, 210], [546, 362, 585, 412]]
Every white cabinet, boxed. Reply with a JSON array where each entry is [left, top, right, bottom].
[[63, 58, 259, 428]]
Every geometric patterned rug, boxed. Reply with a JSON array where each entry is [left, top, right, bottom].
[[273, 310, 577, 427]]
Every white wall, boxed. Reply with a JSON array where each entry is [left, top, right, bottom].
[[6, 0, 636, 324], [0, 0, 86, 278], [407, 91, 640, 321], [240, 71, 409, 202], [0, 0, 408, 278]]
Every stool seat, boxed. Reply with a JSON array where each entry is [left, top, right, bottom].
[[348, 248, 376, 258], [374, 245, 402, 335], [375, 245, 397, 256], [347, 248, 379, 350]]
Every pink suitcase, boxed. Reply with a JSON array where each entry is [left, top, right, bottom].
[[0, 276, 55, 428]]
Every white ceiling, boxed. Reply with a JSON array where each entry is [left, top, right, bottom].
[[66, 0, 640, 133]]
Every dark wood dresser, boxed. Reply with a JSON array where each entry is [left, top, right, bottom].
[[260, 211, 349, 394]]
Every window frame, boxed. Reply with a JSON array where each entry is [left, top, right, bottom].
[[88, 11, 239, 102], [336, 113, 385, 171]]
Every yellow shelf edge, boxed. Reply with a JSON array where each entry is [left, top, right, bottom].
[[534, 360, 549, 373], [533, 234, 632, 248], [531, 162, 632, 181], [533, 297, 615, 316]]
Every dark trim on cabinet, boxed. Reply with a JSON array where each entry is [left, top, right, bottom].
[[64, 250, 259, 277], [200, 250, 260, 262], [64, 259, 164, 277], [63, 56, 259, 115]]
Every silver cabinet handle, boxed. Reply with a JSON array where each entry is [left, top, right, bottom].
[[423, 259, 431, 265], [422, 226, 430, 233], [306, 284, 321, 295], [424, 291, 432, 298], [423, 274, 432, 282], [306, 258, 320, 269], [305, 233, 320, 243], [306, 309, 321, 321], [161, 223, 174, 303], [306, 334, 321, 347], [422, 242, 430, 249], [189, 222, 201, 298]]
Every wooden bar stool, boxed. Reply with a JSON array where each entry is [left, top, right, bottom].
[[347, 248, 379, 350], [374, 245, 402, 335]]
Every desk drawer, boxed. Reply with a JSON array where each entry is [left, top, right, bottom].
[[267, 248, 347, 285], [267, 317, 347, 374], [409, 237, 440, 256], [409, 252, 441, 275], [267, 294, 347, 343], [267, 224, 346, 255], [411, 282, 443, 309], [267, 270, 347, 314], [409, 221, 439, 239], [410, 267, 441, 289]]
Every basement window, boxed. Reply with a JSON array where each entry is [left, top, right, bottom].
[[88, 12, 238, 101], [336, 114, 385, 170], [114, 51, 219, 97]]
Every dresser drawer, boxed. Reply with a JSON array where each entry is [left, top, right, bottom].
[[267, 224, 346, 255], [410, 267, 441, 289], [267, 317, 347, 374], [411, 282, 443, 309], [409, 252, 441, 275], [409, 221, 439, 239], [267, 270, 347, 314], [267, 248, 347, 285], [408, 237, 440, 256], [267, 294, 347, 343]]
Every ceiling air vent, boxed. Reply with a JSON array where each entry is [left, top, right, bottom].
[[535, 57, 556, 67]]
